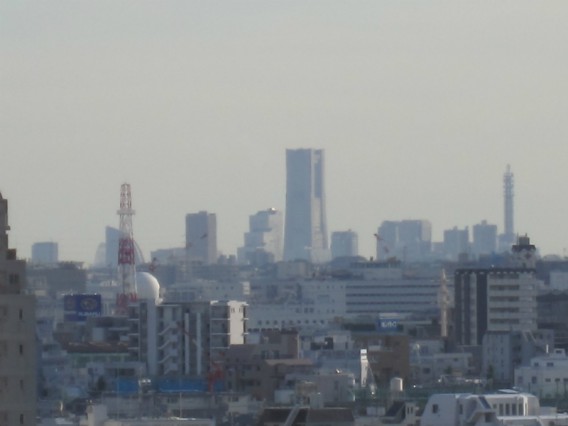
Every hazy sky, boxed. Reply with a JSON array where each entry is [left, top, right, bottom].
[[2, 1, 568, 263]]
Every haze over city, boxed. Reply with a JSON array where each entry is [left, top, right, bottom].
[[2, 1, 568, 262]]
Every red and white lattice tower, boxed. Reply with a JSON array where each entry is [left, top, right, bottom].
[[116, 183, 137, 314]]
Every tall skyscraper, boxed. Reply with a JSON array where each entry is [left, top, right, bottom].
[[237, 208, 283, 265], [283, 149, 329, 262], [186, 211, 217, 264], [0, 192, 36, 426]]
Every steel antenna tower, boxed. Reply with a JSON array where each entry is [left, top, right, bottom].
[[116, 183, 137, 314]]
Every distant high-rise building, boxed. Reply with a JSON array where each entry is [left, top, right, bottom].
[[443, 227, 469, 260], [331, 230, 359, 259], [284, 149, 329, 262], [399, 220, 432, 261], [0, 192, 37, 426], [376, 220, 431, 262], [186, 211, 217, 264], [31, 241, 58, 265], [499, 165, 516, 251], [376, 221, 398, 260], [238, 208, 283, 265], [472, 220, 497, 257]]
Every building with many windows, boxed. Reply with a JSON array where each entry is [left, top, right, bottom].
[[129, 289, 247, 377], [454, 237, 539, 347], [515, 348, 568, 399], [0, 192, 36, 426]]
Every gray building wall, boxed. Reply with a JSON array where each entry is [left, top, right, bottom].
[[186, 211, 217, 265], [284, 149, 328, 263], [0, 192, 37, 426], [331, 230, 358, 259]]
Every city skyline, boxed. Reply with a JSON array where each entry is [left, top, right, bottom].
[[3, 2, 568, 262]]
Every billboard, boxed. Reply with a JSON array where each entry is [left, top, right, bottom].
[[376, 315, 399, 332], [63, 294, 102, 322]]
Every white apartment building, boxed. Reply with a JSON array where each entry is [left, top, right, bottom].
[[247, 280, 346, 331], [515, 348, 568, 399], [129, 296, 247, 377], [486, 272, 538, 333], [344, 264, 442, 317], [164, 279, 250, 303], [482, 330, 553, 386], [411, 351, 474, 385], [249, 264, 444, 330], [455, 269, 540, 346]]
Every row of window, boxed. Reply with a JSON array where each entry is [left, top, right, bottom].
[[255, 319, 327, 326]]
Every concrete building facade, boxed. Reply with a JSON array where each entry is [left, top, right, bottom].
[[185, 211, 217, 265], [472, 220, 497, 257], [130, 298, 247, 377], [443, 227, 469, 260], [31, 241, 59, 265], [284, 149, 329, 263], [0, 192, 36, 426], [454, 268, 539, 346], [376, 220, 432, 262], [238, 208, 283, 265], [515, 348, 568, 399], [331, 230, 359, 259]]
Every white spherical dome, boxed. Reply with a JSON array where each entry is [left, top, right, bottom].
[[135, 272, 161, 302]]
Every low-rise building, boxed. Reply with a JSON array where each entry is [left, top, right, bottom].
[[515, 348, 568, 399]]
